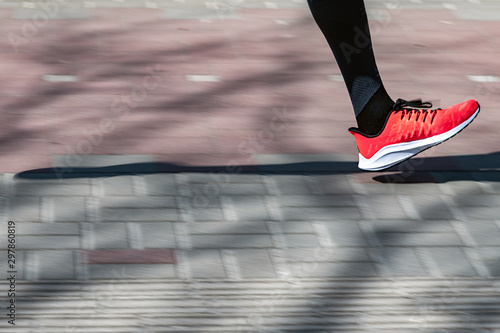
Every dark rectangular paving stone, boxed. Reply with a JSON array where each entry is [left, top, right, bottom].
[[82, 249, 176, 264]]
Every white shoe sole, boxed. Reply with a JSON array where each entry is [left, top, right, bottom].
[[358, 107, 480, 171]]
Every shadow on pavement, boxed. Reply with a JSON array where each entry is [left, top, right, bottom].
[[14, 151, 500, 183]]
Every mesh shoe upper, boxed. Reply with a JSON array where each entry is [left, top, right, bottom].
[[349, 99, 480, 160]]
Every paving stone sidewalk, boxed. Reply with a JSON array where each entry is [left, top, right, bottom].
[[0, 0, 500, 332]]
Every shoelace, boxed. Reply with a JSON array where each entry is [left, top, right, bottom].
[[392, 98, 440, 124]]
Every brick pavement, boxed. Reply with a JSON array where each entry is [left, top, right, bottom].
[[0, 0, 500, 332]]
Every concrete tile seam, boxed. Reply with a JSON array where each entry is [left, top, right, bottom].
[[25, 250, 39, 281], [262, 175, 280, 196], [351, 195, 373, 220], [40, 197, 54, 223], [475, 180, 495, 194], [347, 173, 367, 195], [131, 175, 148, 196], [91, 178, 104, 197], [75, 249, 88, 281], [86, 197, 100, 223], [311, 221, 334, 247], [173, 223, 192, 250], [463, 248, 491, 278], [415, 248, 443, 277], [396, 195, 421, 220], [441, 194, 468, 221], [303, 175, 322, 195], [0, 197, 8, 223], [174, 249, 191, 280], [264, 195, 283, 221], [219, 196, 238, 221], [221, 249, 241, 280], [358, 221, 383, 248], [2, 174, 15, 197], [266, 221, 287, 249], [449, 220, 477, 247], [80, 223, 95, 250], [127, 223, 143, 250], [365, 247, 391, 278], [176, 196, 194, 223], [175, 174, 191, 197], [269, 248, 291, 279]]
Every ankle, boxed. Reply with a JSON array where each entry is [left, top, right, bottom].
[[356, 87, 394, 135]]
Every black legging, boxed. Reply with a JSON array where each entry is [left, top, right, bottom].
[[307, 0, 385, 117]]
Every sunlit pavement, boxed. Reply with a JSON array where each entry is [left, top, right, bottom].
[[0, 0, 500, 332]]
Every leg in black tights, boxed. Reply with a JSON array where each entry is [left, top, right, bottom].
[[307, 0, 394, 135]]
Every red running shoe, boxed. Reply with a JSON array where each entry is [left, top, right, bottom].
[[349, 98, 480, 171]]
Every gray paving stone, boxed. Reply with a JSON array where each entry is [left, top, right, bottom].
[[321, 221, 368, 247], [390, 183, 444, 196], [191, 234, 273, 249], [38, 250, 75, 280], [312, 175, 356, 194], [475, 247, 500, 261], [102, 176, 135, 196], [13, 175, 91, 184], [410, 195, 455, 220], [284, 247, 370, 262], [281, 206, 362, 221], [375, 248, 428, 276], [231, 196, 270, 220], [362, 196, 409, 220], [452, 195, 500, 207], [14, 183, 91, 196], [187, 250, 226, 279], [354, 183, 401, 195], [53, 197, 86, 222], [233, 249, 276, 278], [101, 208, 179, 222], [458, 207, 500, 220], [271, 175, 312, 195], [189, 180, 267, 197], [376, 232, 464, 247], [188, 221, 269, 234], [17, 236, 79, 250], [8, 196, 40, 222], [290, 262, 377, 278], [482, 181, 500, 194], [276, 194, 356, 207], [17, 222, 79, 235], [99, 196, 177, 208], [475, 247, 500, 276], [143, 174, 177, 196], [461, 220, 500, 246], [88, 264, 176, 279], [438, 179, 487, 195], [189, 192, 225, 220], [0, 196, 6, 213], [424, 247, 478, 276], [94, 223, 129, 249], [191, 207, 225, 221], [279, 221, 314, 233], [216, 183, 268, 196], [369, 219, 455, 233], [187, 174, 263, 183], [284, 234, 320, 248], [140, 222, 176, 249]]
